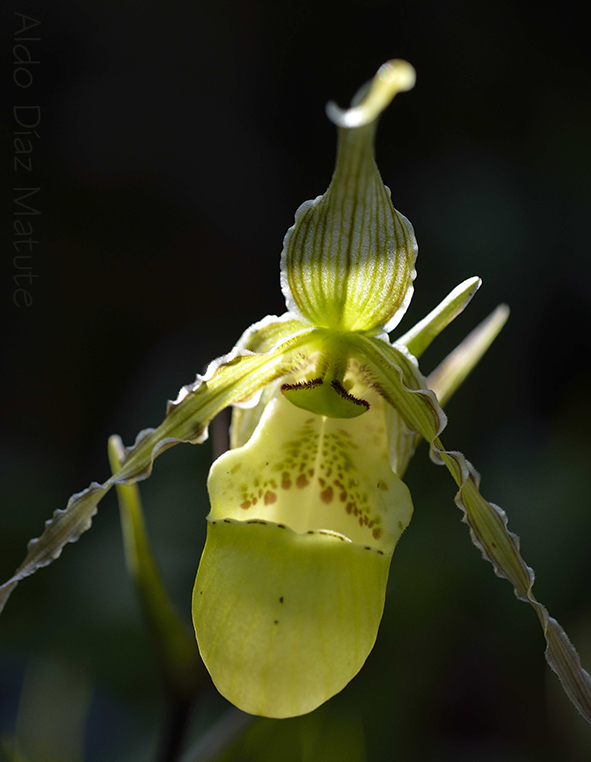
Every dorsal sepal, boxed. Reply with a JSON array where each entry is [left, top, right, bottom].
[[281, 60, 417, 335]]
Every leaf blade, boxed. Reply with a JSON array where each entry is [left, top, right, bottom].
[[108, 435, 204, 699]]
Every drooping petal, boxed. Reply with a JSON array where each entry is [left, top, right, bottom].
[[234, 313, 310, 353], [395, 276, 482, 358], [193, 391, 413, 717], [0, 329, 316, 614], [281, 60, 417, 335], [350, 333, 591, 724]]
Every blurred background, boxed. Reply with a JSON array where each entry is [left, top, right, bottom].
[[1, 0, 591, 759]]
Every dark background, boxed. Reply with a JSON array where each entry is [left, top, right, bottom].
[[1, 0, 591, 759]]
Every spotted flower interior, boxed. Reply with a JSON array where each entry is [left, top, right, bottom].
[[1, 60, 590, 724], [211, 390, 411, 548]]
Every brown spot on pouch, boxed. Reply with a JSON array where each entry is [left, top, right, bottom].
[[320, 486, 334, 504]]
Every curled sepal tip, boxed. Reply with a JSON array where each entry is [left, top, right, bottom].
[[326, 59, 416, 129], [281, 60, 417, 336]]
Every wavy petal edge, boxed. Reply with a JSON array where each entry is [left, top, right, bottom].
[[0, 330, 316, 615], [351, 334, 591, 723]]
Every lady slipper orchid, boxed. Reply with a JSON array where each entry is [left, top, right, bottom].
[[2, 61, 591, 721]]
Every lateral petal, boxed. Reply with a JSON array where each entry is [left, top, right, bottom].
[[108, 435, 204, 699], [351, 333, 591, 724], [0, 329, 315, 614]]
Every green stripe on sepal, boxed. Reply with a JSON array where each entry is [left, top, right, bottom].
[[108, 436, 204, 699], [281, 61, 417, 335]]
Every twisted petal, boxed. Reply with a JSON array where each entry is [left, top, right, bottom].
[[0, 328, 316, 614], [194, 391, 413, 717], [281, 61, 417, 335], [350, 334, 591, 723]]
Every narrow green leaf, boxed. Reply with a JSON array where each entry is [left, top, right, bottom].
[[396, 276, 482, 358], [352, 333, 591, 724], [108, 436, 203, 698], [427, 304, 510, 407], [391, 304, 509, 477], [0, 330, 315, 614]]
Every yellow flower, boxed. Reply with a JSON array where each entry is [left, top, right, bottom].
[[2, 61, 590, 722]]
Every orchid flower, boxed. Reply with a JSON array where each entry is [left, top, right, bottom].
[[2, 60, 591, 723]]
